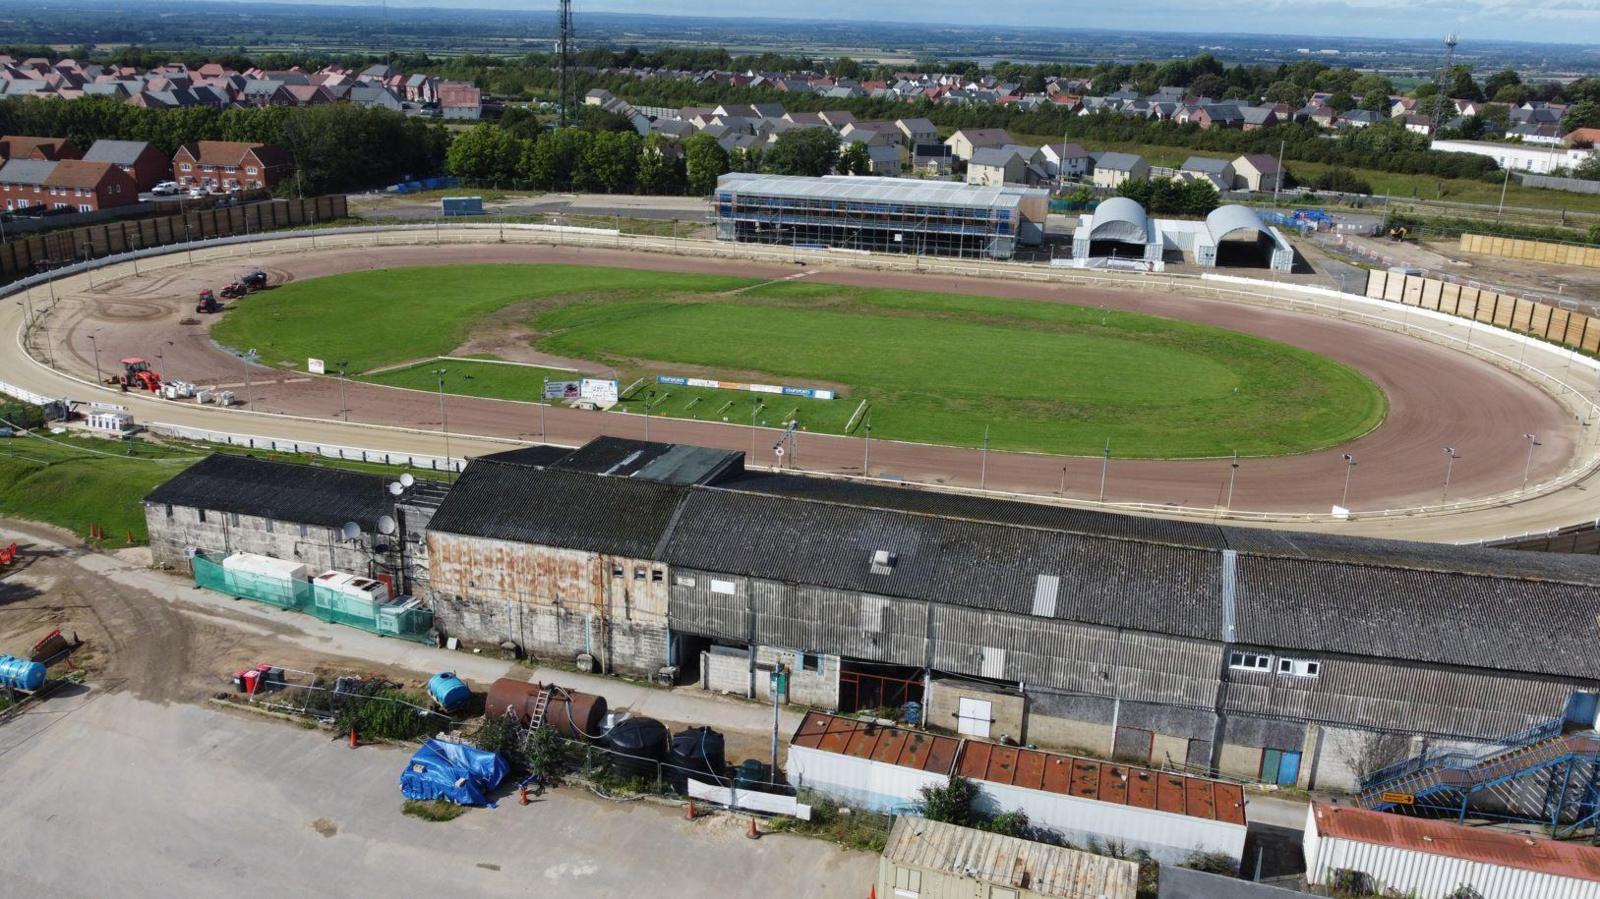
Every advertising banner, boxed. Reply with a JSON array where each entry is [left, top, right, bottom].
[[579, 378, 619, 404], [307, 358, 326, 375], [653, 375, 833, 401], [544, 380, 580, 401]]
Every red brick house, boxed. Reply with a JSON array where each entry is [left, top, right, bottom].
[[82, 139, 170, 191], [0, 159, 137, 212], [0, 135, 83, 162], [172, 141, 292, 193]]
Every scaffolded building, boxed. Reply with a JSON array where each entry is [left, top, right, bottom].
[[714, 173, 1049, 260]]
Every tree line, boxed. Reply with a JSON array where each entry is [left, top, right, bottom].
[[0, 96, 448, 195]]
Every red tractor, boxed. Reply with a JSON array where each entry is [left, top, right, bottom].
[[196, 289, 223, 313], [110, 358, 162, 393], [219, 282, 247, 299]]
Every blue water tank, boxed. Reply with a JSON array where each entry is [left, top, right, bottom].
[[0, 654, 45, 692], [427, 672, 471, 712]]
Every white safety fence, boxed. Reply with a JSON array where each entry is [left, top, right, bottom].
[[151, 421, 460, 473], [8, 221, 1600, 526]]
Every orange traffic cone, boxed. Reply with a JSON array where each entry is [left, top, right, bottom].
[[686, 800, 696, 820], [127, 530, 135, 545], [519, 786, 530, 806], [348, 726, 358, 749], [746, 817, 760, 840]]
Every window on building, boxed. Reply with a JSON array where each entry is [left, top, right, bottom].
[[78, 204, 91, 213], [198, 509, 207, 523], [634, 567, 646, 581], [180, 163, 191, 171], [228, 512, 241, 527], [1277, 657, 1320, 678], [710, 578, 736, 595], [612, 563, 624, 578], [674, 574, 696, 587], [1229, 652, 1271, 672], [651, 569, 664, 583], [893, 866, 921, 897], [164, 503, 173, 519], [802, 653, 820, 673], [299, 523, 310, 538], [246, 166, 258, 175], [263, 519, 274, 534]]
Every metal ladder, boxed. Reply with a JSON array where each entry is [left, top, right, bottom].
[[518, 687, 552, 753]]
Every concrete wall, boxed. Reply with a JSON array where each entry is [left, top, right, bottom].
[[753, 645, 841, 709], [704, 644, 751, 697], [426, 531, 670, 676], [145, 502, 384, 577], [927, 678, 1026, 743]]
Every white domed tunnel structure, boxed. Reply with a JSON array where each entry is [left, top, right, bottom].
[[1071, 201, 1294, 273]]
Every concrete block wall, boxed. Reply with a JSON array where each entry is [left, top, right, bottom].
[[705, 645, 751, 697], [752, 646, 841, 709], [927, 678, 1026, 743], [145, 502, 384, 576], [431, 592, 668, 677]]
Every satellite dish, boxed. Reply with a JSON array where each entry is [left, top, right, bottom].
[[340, 521, 361, 541], [378, 515, 397, 535], [389, 482, 404, 496], [399, 473, 415, 487]]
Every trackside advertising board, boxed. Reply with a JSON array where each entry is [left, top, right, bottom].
[[579, 378, 619, 404], [656, 375, 834, 400]]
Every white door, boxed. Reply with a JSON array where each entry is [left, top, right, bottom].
[[956, 697, 991, 738]]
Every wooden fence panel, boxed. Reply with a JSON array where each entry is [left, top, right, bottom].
[[1420, 279, 1442, 310], [1530, 302, 1553, 338], [1491, 295, 1515, 329], [1365, 269, 1387, 299], [1511, 298, 1535, 333]]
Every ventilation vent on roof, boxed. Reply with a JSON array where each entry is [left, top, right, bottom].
[[870, 549, 896, 575]]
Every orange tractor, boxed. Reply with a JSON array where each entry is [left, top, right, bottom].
[[196, 288, 223, 314], [109, 358, 162, 392]]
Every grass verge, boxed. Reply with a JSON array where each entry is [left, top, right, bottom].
[[401, 799, 469, 822]]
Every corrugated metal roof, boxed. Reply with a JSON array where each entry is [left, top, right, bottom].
[[716, 172, 1045, 210], [956, 740, 1247, 826], [790, 711, 959, 774], [143, 454, 440, 531], [1086, 197, 1149, 243], [883, 817, 1139, 899], [550, 436, 742, 485], [1205, 205, 1271, 241], [1311, 803, 1600, 881]]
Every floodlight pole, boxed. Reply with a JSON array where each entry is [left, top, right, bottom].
[[336, 361, 349, 422], [435, 368, 452, 475], [979, 425, 990, 491], [863, 413, 872, 475], [1341, 453, 1357, 508], [87, 333, 102, 385], [1522, 433, 1540, 490], [1099, 439, 1111, 503], [1441, 446, 1459, 501], [1226, 451, 1239, 511]]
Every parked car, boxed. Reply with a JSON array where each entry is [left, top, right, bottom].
[[187, 187, 206, 198], [152, 181, 180, 196]]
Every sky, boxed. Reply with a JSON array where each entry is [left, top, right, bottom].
[[265, 0, 1600, 44]]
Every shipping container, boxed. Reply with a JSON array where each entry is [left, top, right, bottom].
[[1304, 803, 1600, 899], [222, 552, 309, 582]]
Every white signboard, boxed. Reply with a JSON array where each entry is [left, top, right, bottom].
[[307, 358, 326, 375], [687, 780, 811, 820], [579, 378, 619, 404]]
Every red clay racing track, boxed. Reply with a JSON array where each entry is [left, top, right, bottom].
[[37, 242, 1583, 528]]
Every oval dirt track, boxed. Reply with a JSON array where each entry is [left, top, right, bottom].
[[44, 242, 1579, 517]]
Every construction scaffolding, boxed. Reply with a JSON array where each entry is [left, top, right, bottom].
[[714, 174, 1047, 260]]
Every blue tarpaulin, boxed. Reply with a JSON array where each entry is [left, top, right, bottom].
[[399, 739, 509, 807]]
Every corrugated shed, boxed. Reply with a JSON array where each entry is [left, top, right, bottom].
[[956, 741, 1246, 826], [1313, 803, 1600, 879], [883, 817, 1139, 899], [426, 461, 684, 559], [790, 711, 959, 774]]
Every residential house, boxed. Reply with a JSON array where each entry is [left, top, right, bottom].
[[1402, 114, 1436, 136], [1565, 127, 1600, 148], [1339, 110, 1382, 129], [1193, 104, 1245, 130], [1041, 142, 1091, 180], [172, 141, 292, 193], [966, 147, 1026, 186], [894, 117, 938, 148], [1180, 156, 1235, 187], [945, 128, 1014, 162], [0, 135, 82, 162], [1239, 106, 1279, 131], [1232, 153, 1283, 192], [82, 139, 169, 191], [866, 144, 902, 176], [1091, 151, 1148, 188], [439, 81, 482, 120], [0, 158, 137, 212], [345, 84, 404, 112]]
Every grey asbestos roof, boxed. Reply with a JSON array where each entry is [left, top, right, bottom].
[[1095, 151, 1144, 172], [968, 147, 1022, 168], [1181, 156, 1231, 175], [426, 461, 686, 559], [143, 454, 435, 531], [550, 436, 742, 485]]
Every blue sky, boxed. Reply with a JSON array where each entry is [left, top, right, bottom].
[[268, 0, 1600, 43]]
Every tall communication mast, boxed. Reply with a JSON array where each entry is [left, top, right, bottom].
[[1432, 32, 1458, 127], [557, 0, 576, 127]]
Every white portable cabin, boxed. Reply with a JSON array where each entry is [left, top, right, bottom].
[[313, 570, 391, 604], [222, 552, 309, 582]]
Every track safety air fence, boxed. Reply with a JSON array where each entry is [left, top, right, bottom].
[[193, 555, 434, 641], [6, 220, 1600, 528]]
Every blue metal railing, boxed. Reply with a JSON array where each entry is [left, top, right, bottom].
[[1363, 717, 1567, 794]]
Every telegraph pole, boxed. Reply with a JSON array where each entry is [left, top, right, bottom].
[[557, 0, 576, 127]]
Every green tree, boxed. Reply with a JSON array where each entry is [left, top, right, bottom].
[[1264, 81, 1308, 107], [1564, 100, 1600, 133], [528, 127, 591, 190], [1575, 155, 1600, 181], [0, 400, 43, 431], [1189, 73, 1224, 100], [576, 130, 640, 193], [763, 127, 840, 177], [578, 105, 637, 133], [1483, 69, 1521, 100], [445, 123, 522, 185], [684, 132, 729, 195], [840, 140, 872, 175], [1351, 74, 1396, 104], [919, 775, 979, 827], [1327, 92, 1356, 113], [1181, 179, 1221, 215], [983, 809, 1030, 838], [635, 132, 684, 194], [1448, 67, 1484, 102]]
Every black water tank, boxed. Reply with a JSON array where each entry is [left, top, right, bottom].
[[668, 726, 728, 792], [605, 717, 669, 780]]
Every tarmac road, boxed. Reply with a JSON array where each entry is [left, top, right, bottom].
[[6, 230, 1598, 542]]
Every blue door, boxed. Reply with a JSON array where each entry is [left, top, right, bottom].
[[1261, 748, 1302, 786]]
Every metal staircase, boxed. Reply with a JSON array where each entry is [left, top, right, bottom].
[[1358, 717, 1600, 836]]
